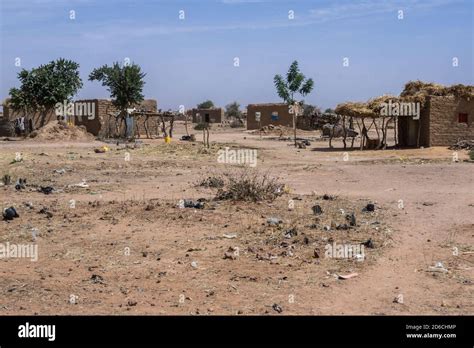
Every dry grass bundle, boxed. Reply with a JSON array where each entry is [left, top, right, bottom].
[[400, 80, 474, 104], [367, 95, 399, 114], [335, 102, 375, 118]]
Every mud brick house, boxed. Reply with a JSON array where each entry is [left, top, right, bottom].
[[246, 103, 291, 130], [398, 96, 474, 147], [192, 108, 223, 123], [246, 103, 312, 130], [74, 99, 157, 137]]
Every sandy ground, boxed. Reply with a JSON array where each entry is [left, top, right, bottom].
[[0, 123, 473, 315]]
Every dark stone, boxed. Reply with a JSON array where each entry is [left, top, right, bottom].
[[362, 239, 375, 249], [346, 213, 356, 226], [284, 227, 298, 238], [312, 204, 323, 215], [364, 203, 375, 212], [3, 206, 19, 220], [272, 303, 283, 313], [39, 186, 54, 195]]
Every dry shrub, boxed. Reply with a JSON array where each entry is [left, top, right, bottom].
[[196, 176, 225, 188], [216, 170, 285, 202]]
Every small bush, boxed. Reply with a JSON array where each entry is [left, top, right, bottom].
[[469, 149, 474, 161], [216, 171, 285, 202], [197, 176, 225, 188]]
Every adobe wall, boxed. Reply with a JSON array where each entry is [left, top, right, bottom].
[[192, 108, 223, 123], [246, 103, 292, 130], [428, 96, 474, 146]]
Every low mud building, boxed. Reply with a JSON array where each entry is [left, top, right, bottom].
[[246, 103, 314, 130], [398, 96, 474, 147], [192, 108, 223, 123]]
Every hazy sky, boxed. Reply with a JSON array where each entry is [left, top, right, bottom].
[[1, 0, 472, 110]]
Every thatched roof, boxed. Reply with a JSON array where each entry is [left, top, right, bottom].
[[335, 81, 474, 118], [399, 80, 474, 104], [334, 102, 375, 118]]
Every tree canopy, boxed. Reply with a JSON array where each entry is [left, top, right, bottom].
[[197, 100, 214, 109], [225, 101, 242, 119], [274, 60, 314, 106], [9, 58, 83, 114], [89, 62, 146, 112]]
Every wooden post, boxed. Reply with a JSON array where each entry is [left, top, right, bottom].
[[342, 114, 347, 149]]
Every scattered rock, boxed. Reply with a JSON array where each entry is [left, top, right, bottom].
[[23, 202, 34, 209], [272, 303, 283, 313], [364, 203, 375, 212], [39, 207, 53, 219], [15, 178, 27, 190], [267, 217, 282, 226], [223, 247, 238, 260], [90, 274, 104, 284], [361, 239, 375, 249], [322, 194, 335, 200], [181, 134, 196, 141], [127, 299, 137, 307], [283, 227, 298, 238], [428, 262, 448, 273], [393, 294, 404, 304], [39, 186, 54, 195], [337, 273, 358, 280], [3, 206, 19, 220], [336, 223, 350, 230], [184, 199, 205, 209], [311, 204, 323, 215], [346, 213, 356, 226]]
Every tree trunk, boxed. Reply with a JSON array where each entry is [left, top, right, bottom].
[[184, 114, 189, 136], [293, 112, 297, 147], [342, 115, 347, 149]]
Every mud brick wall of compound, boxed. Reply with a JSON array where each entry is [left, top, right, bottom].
[[427, 96, 474, 146], [3, 106, 57, 129], [3, 99, 158, 138]]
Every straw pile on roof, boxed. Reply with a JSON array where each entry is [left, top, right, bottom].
[[334, 102, 375, 118], [335, 81, 474, 117], [399, 80, 474, 104], [367, 94, 399, 114]]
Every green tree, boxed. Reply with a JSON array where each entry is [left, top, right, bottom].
[[197, 100, 214, 109], [8, 58, 83, 128], [274, 61, 314, 146], [225, 101, 242, 119], [324, 108, 335, 114], [89, 62, 146, 137]]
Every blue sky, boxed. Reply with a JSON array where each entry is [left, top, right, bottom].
[[0, 0, 472, 110]]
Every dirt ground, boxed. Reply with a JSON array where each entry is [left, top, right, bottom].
[[1, 122, 473, 315]]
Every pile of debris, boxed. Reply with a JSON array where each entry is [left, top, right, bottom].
[[29, 121, 95, 141], [448, 139, 474, 150]]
